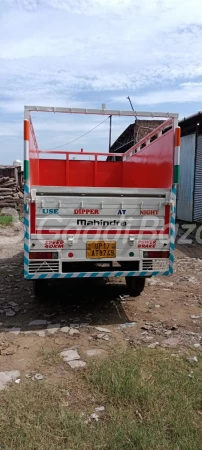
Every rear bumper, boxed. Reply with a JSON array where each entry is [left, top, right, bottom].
[[24, 265, 172, 280], [24, 271, 171, 280]]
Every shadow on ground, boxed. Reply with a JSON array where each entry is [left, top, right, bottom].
[[175, 239, 202, 259], [176, 223, 202, 258], [0, 251, 130, 333]]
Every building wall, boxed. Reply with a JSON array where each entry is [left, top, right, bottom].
[[193, 134, 202, 222], [177, 134, 196, 222], [135, 120, 163, 142], [0, 166, 23, 187], [0, 166, 15, 178], [109, 119, 163, 155]]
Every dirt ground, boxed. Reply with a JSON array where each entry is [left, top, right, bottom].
[[0, 224, 202, 384]]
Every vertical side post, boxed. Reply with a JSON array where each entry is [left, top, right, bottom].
[[174, 126, 181, 184], [109, 115, 112, 152], [169, 185, 177, 275], [94, 154, 98, 187], [169, 120, 179, 274], [24, 110, 30, 278], [66, 154, 69, 186], [24, 117, 29, 181]]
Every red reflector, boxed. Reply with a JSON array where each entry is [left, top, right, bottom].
[[68, 252, 73, 258], [29, 252, 53, 260], [30, 202, 36, 234], [143, 251, 170, 259]]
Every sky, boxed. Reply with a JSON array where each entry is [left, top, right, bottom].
[[0, 0, 202, 163]]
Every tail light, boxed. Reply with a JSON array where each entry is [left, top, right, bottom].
[[143, 251, 170, 259], [29, 252, 58, 260], [30, 202, 36, 234]]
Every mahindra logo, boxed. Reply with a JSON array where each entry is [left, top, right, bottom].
[[77, 219, 127, 226], [74, 209, 99, 215]]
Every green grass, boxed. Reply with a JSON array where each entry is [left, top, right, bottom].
[[38, 346, 61, 366], [86, 350, 202, 449], [0, 215, 13, 226], [1, 349, 202, 450]]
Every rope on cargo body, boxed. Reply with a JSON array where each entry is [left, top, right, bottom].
[[46, 116, 110, 150]]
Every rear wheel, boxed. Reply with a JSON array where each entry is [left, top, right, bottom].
[[125, 277, 145, 296], [33, 279, 48, 299]]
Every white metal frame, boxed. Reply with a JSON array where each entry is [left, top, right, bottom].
[[25, 105, 179, 119]]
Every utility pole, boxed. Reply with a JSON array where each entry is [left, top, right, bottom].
[[127, 96, 137, 145]]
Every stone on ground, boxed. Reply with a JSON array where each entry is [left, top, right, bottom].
[[47, 324, 60, 334], [69, 328, 80, 336], [68, 360, 86, 369], [34, 330, 46, 337], [28, 320, 48, 326], [162, 337, 181, 348], [60, 349, 80, 362], [96, 333, 110, 341], [60, 326, 70, 333], [0, 370, 20, 391], [8, 327, 21, 335], [86, 349, 107, 357], [6, 310, 16, 317], [147, 342, 159, 349], [95, 327, 112, 333], [60, 349, 86, 368]]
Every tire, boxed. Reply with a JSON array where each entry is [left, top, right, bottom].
[[33, 279, 48, 299], [125, 277, 145, 296]]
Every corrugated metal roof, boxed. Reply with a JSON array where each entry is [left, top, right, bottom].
[[179, 112, 202, 136]]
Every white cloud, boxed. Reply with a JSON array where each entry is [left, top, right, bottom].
[[2, 0, 141, 14], [180, 82, 202, 88], [1, 0, 202, 162], [113, 82, 202, 106]]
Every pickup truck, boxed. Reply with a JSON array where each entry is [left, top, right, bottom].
[[23, 106, 180, 298]]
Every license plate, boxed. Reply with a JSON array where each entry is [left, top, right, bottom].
[[86, 241, 116, 259]]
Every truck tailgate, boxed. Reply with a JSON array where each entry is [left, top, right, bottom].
[[32, 193, 170, 238]]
